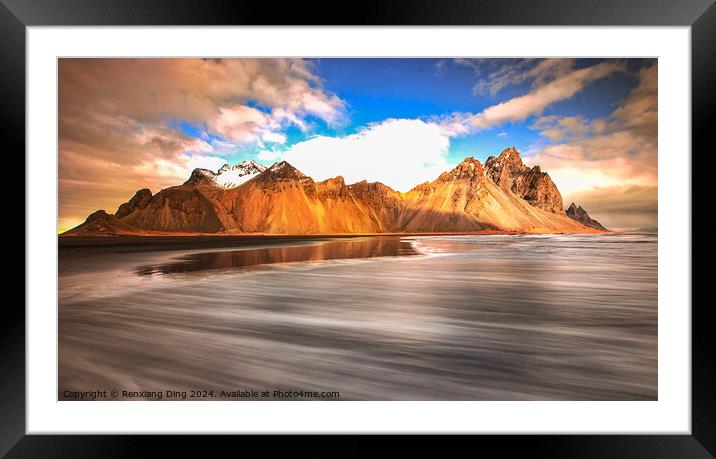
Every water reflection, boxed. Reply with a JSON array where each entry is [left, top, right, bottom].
[[134, 237, 418, 276]]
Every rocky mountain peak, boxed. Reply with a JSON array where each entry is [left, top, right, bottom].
[[115, 188, 153, 218], [499, 146, 522, 160], [86, 209, 110, 221], [566, 202, 607, 230], [258, 161, 313, 185], [485, 147, 527, 181], [440, 157, 485, 182], [459, 156, 484, 169], [184, 168, 216, 186], [268, 160, 302, 175], [484, 147, 564, 214]]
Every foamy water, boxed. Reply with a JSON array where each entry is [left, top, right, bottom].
[[59, 234, 657, 400]]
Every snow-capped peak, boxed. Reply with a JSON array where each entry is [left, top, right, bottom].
[[212, 160, 267, 189], [218, 160, 264, 173]]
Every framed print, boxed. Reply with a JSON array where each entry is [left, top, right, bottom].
[[3, 0, 715, 456]]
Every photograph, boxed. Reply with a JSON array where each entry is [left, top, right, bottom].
[[57, 57, 658, 401]]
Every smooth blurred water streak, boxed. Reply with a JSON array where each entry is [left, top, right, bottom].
[[59, 233, 657, 400]]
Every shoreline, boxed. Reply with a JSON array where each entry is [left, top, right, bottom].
[[58, 230, 615, 252]]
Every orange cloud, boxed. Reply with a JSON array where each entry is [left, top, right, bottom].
[[530, 115, 591, 142]]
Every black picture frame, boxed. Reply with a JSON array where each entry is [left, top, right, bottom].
[[2, 0, 713, 456]]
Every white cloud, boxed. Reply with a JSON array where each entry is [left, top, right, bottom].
[[281, 118, 450, 192], [261, 132, 287, 144], [207, 106, 291, 146], [133, 153, 228, 181], [208, 105, 271, 143], [257, 149, 284, 161], [183, 154, 229, 173]]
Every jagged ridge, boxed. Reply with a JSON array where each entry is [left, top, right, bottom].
[[65, 148, 608, 235], [485, 147, 565, 214], [566, 202, 607, 230]]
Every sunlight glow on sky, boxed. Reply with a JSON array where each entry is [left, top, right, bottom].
[[58, 58, 657, 231]]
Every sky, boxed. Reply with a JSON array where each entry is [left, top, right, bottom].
[[58, 58, 657, 231]]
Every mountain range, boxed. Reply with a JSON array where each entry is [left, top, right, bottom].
[[63, 147, 608, 235]]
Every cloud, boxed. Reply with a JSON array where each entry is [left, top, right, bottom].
[[59, 58, 344, 126], [257, 149, 284, 161], [610, 63, 657, 138], [437, 60, 626, 136], [134, 153, 229, 181], [527, 128, 657, 201], [59, 58, 345, 167], [208, 105, 271, 143], [530, 115, 590, 142], [262, 132, 287, 144], [208, 105, 289, 145], [281, 119, 450, 192], [457, 58, 576, 97], [434, 59, 448, 76]]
